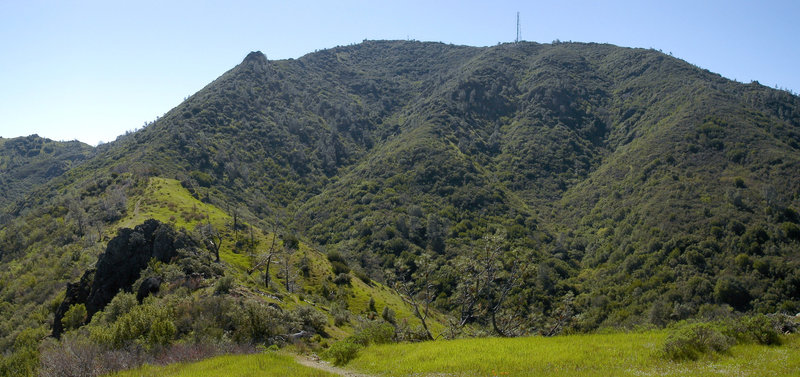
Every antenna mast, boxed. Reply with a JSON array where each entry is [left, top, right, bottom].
[[516, 12, 521, 43]]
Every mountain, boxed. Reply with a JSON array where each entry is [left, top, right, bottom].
[[1, 40, 799, 374], [0, 135, 94, 213]]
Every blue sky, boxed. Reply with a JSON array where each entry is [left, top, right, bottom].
[[1, 0, 798, 145]]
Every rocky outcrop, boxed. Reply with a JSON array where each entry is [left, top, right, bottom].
[[51, 269, 94, 338], [136, 276, 163, 303], [52, 219, 204, 338], [84, 219, 198, 316]]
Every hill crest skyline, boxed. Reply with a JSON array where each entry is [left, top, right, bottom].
[[4, 39, 798, 146]]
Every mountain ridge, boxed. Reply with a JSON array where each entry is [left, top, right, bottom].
[[0, 135, 94, 214], [1, 40, 799, 366]]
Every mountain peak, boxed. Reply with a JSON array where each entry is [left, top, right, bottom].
[[237, 51, 269, 74], [243, 51, 267, 64]]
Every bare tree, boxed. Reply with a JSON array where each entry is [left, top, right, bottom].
[[231, 207, 241, 237], [394, 253, 436, 341], [453, 229, 528, 336], [101, 187, 128, 222], [66, 196, 89, 237], [545, 292, 575, 336], [281, 234, 299, 293], [196, 223, 224, 262], [249, 225, 278, 289]]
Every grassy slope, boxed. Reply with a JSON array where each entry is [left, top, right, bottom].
[[109, 352, 336, 377], [117, 177, 253, 270], [118, 177, 436, 336], [119, 177, 230, 231], [344, 276, 446, 336], [345, 332, 800, 377]]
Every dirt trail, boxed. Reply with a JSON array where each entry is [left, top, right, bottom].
[[294, 354, 376, 377], [133, 197, 142, 217]]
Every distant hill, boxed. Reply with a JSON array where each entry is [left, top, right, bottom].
[[1, 41, 799, 369], [0, 135, 94, 213]]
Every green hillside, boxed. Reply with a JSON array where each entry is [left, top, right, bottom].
[[1, 40, 799, 376], [0, 135, 94, 212]]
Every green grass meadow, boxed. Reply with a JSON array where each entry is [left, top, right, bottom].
[[109, 332, 800, 377], [346, 331, 800, 377], [109, 352, 336, 377]]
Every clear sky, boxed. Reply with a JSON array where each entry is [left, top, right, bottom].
[[1, 0, 798, 145]]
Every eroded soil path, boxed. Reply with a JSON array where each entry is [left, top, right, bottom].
[[294, 354, 376, 377]]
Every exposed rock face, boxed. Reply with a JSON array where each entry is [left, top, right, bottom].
[[243, 50, 267, 63], [85, 219, 197, 316], [238, 50, 269, 74], [52, 269, 94, 338], [52, 219, 201, 338], [136, 276, 163, 303]]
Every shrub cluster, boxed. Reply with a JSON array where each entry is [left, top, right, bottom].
[[98, 299, 176, 349], [0, 328, 44, 377], [333, 273, 352, 285], [663, 322, 733, 360], [663, 314, 783, 360], [37, 285, 331, 377], [323, 319, 395, 365], [38, 333, 255, 377], [331, 303, 350, 326], [324, 340, 362, 366], [214, 275, 235, 295]]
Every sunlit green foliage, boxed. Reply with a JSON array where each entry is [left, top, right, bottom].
[[323, 319, 396, 365], [61, 303, 87, 332]]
